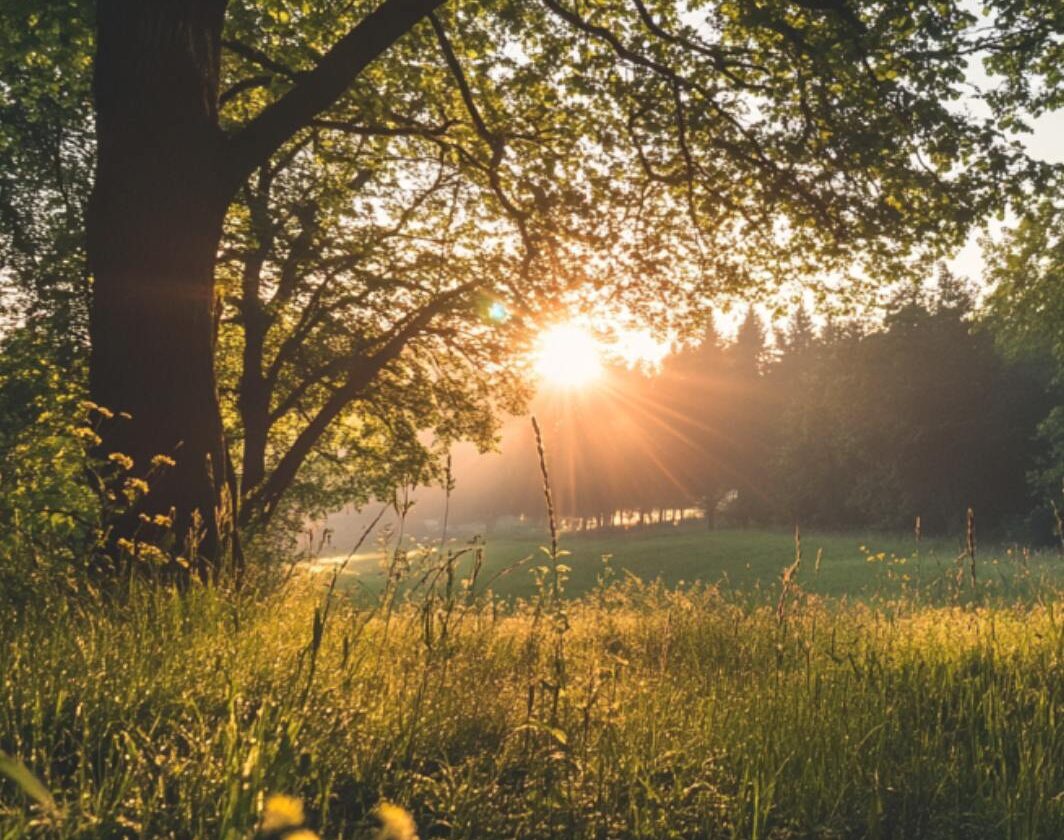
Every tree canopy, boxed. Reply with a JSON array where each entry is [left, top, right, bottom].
[[1, 0, 1062, 567]]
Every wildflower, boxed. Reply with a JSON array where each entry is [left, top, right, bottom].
[[124, 477, 150, 497], [81, 401, 114, 419], [139, 544, 169, 565], [73, 426, 101, 444], [261, 794, 305, 833], [373, 802, 418, 840], [151, 453, 176, 468], [108, 452, 134, 471], [283, 832, 319, 840]]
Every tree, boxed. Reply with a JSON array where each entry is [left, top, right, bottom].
[[782, 302, 816, 356], [985, 198, 1064, 371], [767, 278, 1053, 532], [218, 122, 528, 538], [731, 309, 767, 377], [984, 195, 1064, 511], [658, 316, 731, 526], [87, 0, 472, 567], [0, 1, 94, 345], [725, 309, 772, 522], [68, 0, 1054, 567]]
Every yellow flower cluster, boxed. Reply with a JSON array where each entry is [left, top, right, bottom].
[[73, 426, 101, 445], [373, 802, 419, 840], [107, 452, 134, 471], [255, 795, 417, 840], [259, 794, 320, 840]]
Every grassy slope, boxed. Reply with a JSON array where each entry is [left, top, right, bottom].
[[324, 525, 1058, 601], [1, 575, 1061, 838]]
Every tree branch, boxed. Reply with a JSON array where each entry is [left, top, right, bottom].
[[220, 75, 273, 108], [310, 117, 458, 138], [629, 0, 770, 91], [226, 0, 447, 184], [428, 12, 530, 223], [244, 280, 479, 523], [223, 39, 303, 81], [270, 202, 319, 308], [540, 0, 843, 234]]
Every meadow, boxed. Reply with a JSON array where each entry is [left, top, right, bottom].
[[319, 523, 1061, 602], [2, 528, 1062, 838], [4, 1, 1063, 836]]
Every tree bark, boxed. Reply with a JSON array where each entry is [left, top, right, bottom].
[[88, 1, 233, 568], [238, 314, 270, 497], [236, 174, 275, 499]]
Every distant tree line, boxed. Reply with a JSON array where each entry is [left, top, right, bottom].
[[471, 272, 1060, 539]]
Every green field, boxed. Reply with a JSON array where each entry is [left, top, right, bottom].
[[319, 524, 1059, 602], [3, 530, 1062, 838], [3, 567, 1062, 838]]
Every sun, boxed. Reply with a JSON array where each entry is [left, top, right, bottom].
[[534, 323, 604, 388]]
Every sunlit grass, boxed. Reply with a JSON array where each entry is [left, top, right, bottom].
[[2, 558, 1062, 838]]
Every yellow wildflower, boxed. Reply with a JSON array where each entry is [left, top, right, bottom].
[[139, 544, 169, 565], [124, 477, 150, 496], [261, 794, 305, 833], [151, 453, 176, 468], [73, 426, 101, 444], [373, 802, 418, 840], [108, 452, 134, 471]]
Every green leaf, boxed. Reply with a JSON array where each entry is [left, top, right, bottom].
[[0, 750, 60, 819]]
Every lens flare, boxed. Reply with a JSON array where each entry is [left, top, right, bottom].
[[487, 301, 509, 322]]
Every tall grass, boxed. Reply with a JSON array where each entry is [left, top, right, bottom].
[[1, 556, 1062, 838]]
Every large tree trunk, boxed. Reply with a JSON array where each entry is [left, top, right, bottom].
[[87, 1, 233, 570], [85, 0, 446, 569]]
